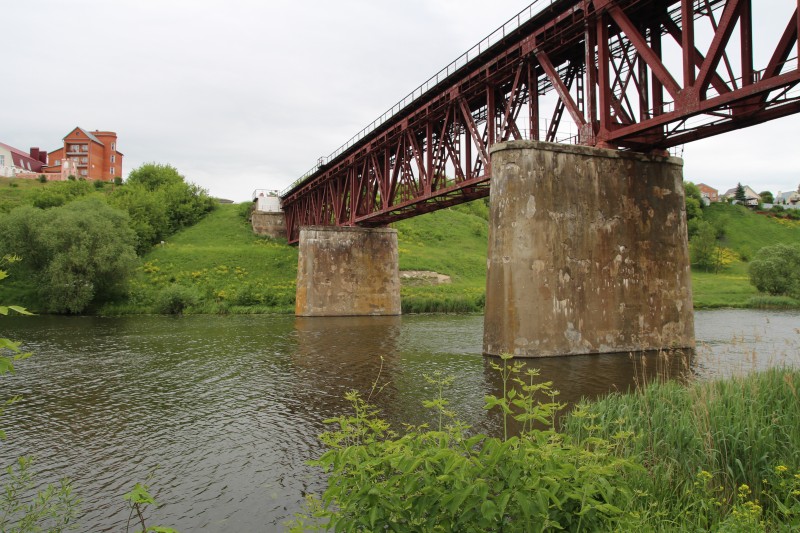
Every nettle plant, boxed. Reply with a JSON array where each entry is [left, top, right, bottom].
[[290, 354, 639, 532]]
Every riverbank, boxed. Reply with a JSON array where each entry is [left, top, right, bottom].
[[3, 199, 798, 314], [294, 363, 800, 531]]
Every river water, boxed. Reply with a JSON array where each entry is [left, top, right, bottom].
[[1, 310, 798, 531]]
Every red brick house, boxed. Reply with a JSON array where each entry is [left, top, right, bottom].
[[696, 183, 719, 203], [43, 127, 123, 181]]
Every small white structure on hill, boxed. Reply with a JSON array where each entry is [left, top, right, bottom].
[[252, 189, 282, 212], [251, 190, 285, 238]]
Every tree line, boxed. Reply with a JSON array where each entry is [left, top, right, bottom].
[[0, 164, 216, 313]]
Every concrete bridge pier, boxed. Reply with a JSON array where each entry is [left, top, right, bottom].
[[295, 226, 401, 317], [483, 140, 695, 357]]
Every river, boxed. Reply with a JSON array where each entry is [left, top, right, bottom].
[[1, 310, 798, 531]]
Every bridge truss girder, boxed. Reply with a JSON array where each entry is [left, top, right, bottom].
[[282, 0, 800, 243]]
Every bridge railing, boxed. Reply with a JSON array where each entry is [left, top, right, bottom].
[[280, 0, 560, 197]]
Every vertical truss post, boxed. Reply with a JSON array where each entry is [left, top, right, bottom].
[[740, 0, 754, 86], [528, 61, 539, 139], [650, 19, 664, 117], [585, 20, 598, 139], [597, 13, 613, 145], [681, 0, 695, 88]]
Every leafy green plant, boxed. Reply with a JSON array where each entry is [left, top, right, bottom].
[[748, 242, 800, 297], [123, 479, 177, 533], [291, 354, 638, 532]]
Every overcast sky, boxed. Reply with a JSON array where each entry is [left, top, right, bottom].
[[4, 0, 799, 201]]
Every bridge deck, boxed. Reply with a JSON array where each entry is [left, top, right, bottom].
[[280, 0, 800, 243]]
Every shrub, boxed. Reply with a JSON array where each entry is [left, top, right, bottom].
[[38, 174, 46, 183], [93, 180, 104, 189], [0, 199, 137, 313], [291, 356, 638, 532], [748, 242, 800, 297], [32, 190, 66, 210], [155, 284, 199, 315]]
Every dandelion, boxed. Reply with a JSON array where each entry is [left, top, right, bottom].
[[775, 465, 788, 474]]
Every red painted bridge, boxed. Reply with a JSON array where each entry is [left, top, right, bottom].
[[280, 0, 800, 244]]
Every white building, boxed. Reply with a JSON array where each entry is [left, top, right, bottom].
[[252, 189, 282, 212]]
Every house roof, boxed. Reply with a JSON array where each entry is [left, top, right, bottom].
[[0, 141, 32, 158], [723, 185, 759, 199], [696, 183, 718, 192], [0, 141, 44, 171], [63, 127, 104, 146]]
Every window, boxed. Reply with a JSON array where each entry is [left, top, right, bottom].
[[111, 155, 115, 163], [111, 142, 116, 151], [110, 167, 115, 175], [55, 159, 61, 165], [80, 169, 87, 176], [0, 155, 4, 167]]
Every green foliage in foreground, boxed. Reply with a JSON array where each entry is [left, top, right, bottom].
[[1, 260, 80, 531], [293, 360, 800, 532], [291, 356, 638, 532], [562, 367, 800, 531]]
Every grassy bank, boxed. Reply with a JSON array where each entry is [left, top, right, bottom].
[[293, 359, 800, 531], [560, 367, 800, 530], [2, 187, 799, 313], [100, 203, 298, 314]]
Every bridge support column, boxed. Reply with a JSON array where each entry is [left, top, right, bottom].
[[295, 226, 401, 317], [483, 140, 694, 357]]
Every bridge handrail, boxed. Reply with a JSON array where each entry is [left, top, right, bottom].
[[280, 0, 558, 198]]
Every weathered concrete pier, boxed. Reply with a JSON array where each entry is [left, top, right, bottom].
[[295, 226, 401, 317], [483, 141, 695, 357]]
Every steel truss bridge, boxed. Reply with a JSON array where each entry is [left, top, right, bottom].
[[280, 0, 800, 243]]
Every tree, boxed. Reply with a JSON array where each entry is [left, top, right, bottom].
[[748, 243, 800, 297], [734, 182, 747, 203], [110, 163, 215, 251], [0, 198, 137, 313], [759, 191, 774, 204], [690, 220, 721, 272]]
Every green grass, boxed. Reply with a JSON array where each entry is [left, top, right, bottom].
[[101, 204, 298, 314], [561, 367, 800, 530], [394, 202, 489, 313], [704, 203, 800, 261], [690, 203, 800, 309], [691, 262, 759, 308]]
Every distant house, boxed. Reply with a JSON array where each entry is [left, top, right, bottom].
[[42, 127, 123, 181], [723, 184, 760, 206], [0, 141, 46, 177], [696, 183, 719, 204], [775, 190, 800, 205]]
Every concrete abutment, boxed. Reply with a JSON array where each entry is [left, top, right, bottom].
[[483, 140, 695, 357], [295, 226, 401, 317]]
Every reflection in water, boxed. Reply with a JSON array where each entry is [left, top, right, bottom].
[[0, 310, 796, 530]]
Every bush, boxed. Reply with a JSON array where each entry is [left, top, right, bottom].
[[748, 242, 800, 297], [0, 199, 137, 313], [291, 357, 638, 532], [155, 284, 199, 315], [93, 180, 104, 189], [38, 174, 46, 183], [109, 163, 216, 252], [32, 190, 66, 210]]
